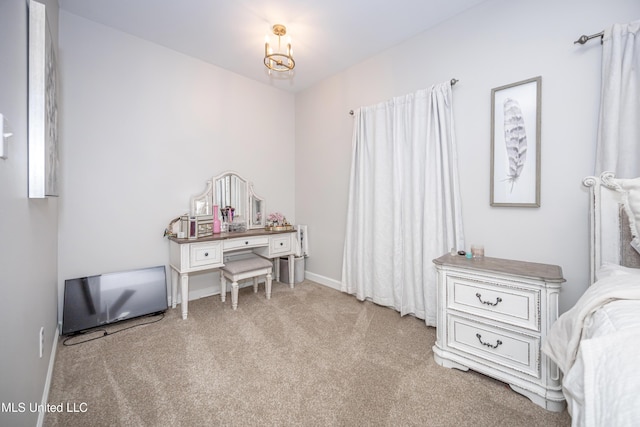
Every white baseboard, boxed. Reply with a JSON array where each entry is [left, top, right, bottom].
[[172, 284, 255, 306], [170, 271, 342, 306], [305, 271, 341, 291], [37, 324, 59, 427], [170, 288, 219, 306], [187, 288, 218, 302]]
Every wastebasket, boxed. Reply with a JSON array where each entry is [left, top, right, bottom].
[[279, 256, 305, 284]]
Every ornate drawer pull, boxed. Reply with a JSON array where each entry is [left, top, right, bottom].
[[475, 293, 502, 306], [204, 252, 209, 256], [476, 333, 502, 349], [245, 241, 249, 245]]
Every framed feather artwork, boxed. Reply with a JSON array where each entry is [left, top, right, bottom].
[[490, 76, 541, 207]]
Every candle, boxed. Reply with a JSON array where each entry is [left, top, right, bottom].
[[471, 244, 485, 259]]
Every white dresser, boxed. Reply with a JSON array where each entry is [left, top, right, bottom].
[[168, 229, 297, 319], [432, 254, 566, 411]]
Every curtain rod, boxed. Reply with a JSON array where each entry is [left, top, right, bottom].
[[348, 78, 459, 116], [574, 31, 604, 45]]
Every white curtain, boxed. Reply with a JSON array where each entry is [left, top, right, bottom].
[[341, 81, 465, 326], [595, 19, 640, 178]]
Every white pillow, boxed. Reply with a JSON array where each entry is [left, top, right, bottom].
[[617, 177, 640, 255]]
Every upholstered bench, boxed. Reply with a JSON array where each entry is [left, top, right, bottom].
[[220, 255, 273, 310]]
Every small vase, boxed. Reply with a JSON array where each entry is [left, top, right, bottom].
[[213, 205, 221, 233]]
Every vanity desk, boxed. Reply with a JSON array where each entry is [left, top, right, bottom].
[[168, 229, 297, 319], [167, 171, 300, 319]]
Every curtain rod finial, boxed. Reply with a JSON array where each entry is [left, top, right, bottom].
[[574, 31, 604, 45], [574, 35, 589, 44]]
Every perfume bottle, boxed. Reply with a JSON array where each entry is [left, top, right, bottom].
[[188, 216, 197, 239], [213, 205, 221, 233]]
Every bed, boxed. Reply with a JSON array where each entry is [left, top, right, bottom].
[[542, 172, 640, 427]]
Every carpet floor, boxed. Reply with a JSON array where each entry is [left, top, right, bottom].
[[45, 280, 571, 426]]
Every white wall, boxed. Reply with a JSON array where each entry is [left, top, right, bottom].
[[58, 12, 295, 316], [0, 1, 60, 426], [295, 0, 640, 313]]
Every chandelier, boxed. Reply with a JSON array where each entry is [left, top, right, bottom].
[[264, 24, 295, 72]]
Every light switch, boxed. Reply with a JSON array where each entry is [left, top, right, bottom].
[[0, 114, 12, 159]]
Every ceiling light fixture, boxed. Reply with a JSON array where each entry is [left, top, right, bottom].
[[264, 24, 295, 73]]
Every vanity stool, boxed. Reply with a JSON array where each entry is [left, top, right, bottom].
[[220, 255, 273, 310]]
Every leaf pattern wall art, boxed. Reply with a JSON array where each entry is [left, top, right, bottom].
[[503, 98, 527, 192]]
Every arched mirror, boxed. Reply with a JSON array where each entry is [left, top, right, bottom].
[[189, 171, 265, 230], [214, 172, 248, 224], [249, 187, 265, 228], [191, 180, 213, 216]]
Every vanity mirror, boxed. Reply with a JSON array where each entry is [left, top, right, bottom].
[[215, 172, 247, 224], [250, 192, 265, 229], [190, 171, 265, 230]]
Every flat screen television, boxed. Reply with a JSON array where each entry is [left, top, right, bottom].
[[62, 265, 168, 335]]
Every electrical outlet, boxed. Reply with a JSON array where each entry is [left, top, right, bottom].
[[39, 327, 44, 358]]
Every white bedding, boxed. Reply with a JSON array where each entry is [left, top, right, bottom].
[[562, 301, 640, 426], [583, 299, 640, 338], [542, 270, 640, 427], [542, 273, 640, 374]]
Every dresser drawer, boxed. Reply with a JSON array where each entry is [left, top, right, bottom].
[[223, 236, 269, 251], [447, 315, 540, 378], [189, 242, 223, 268], [269, 235, 292, 255], [446, 275, 540, 331]]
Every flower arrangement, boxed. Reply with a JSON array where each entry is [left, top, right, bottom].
[[266, 212, 293, 231], [267, 212, 286, 226]]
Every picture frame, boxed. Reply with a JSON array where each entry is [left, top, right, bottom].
[[490, 76, 541, 207], [28, 0, 59, 198]]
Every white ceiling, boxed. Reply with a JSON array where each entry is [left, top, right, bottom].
[[58, 0, 488, 93]]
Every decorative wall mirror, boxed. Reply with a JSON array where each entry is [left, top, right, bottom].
[[189, 171, 265, 230]]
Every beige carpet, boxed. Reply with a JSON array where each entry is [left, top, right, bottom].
[[45, 280, 571, 426]]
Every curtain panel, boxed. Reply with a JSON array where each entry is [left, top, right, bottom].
[[595, 19, 640, 178], [341, 81, 464, 326]]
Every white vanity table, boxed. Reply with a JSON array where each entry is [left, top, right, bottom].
[[167, 171, 300, 319], [168, 229, 297, 319]]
